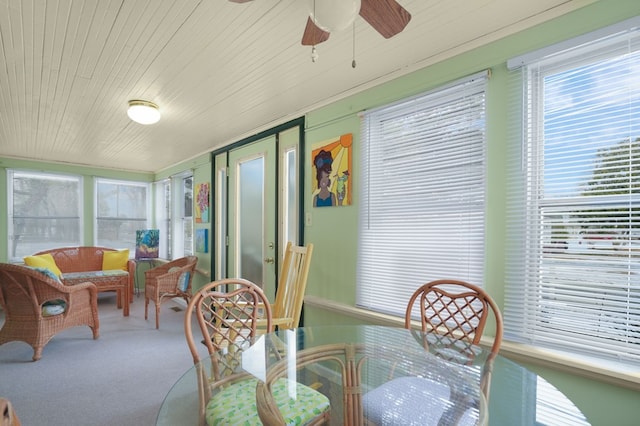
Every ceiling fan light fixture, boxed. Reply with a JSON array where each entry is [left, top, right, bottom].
[[127, 100, 161, 125], [308, 0, 361, 33]]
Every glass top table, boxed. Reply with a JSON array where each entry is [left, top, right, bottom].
[[157, 325, 589, 425]]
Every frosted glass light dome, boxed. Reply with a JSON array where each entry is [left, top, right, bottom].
[[127, 100, 161, 125], [307, 0, 361, 33]]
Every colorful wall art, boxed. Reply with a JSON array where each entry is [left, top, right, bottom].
[[196, 229, 209, 253], [135, 229, 160, 259], [195, 182, 210, 223], [311, 133, 353, 208]]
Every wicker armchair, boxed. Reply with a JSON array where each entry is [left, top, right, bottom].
[[0, 263, 100, 361], [144, 256, 198, 329]]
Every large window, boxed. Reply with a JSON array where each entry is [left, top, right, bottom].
[[154, 173, 193, 259], [95, 178, 149, 253], [357, 72, 488, 316], [7, 170, 82, 261], [505, 22, 640, 365], [178, 174, 194, 257], [155, 179, 172, 259]]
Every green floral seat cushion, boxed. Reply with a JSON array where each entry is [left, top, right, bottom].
[[205, 377, 330, 426]]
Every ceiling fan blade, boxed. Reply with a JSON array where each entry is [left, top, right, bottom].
[[359, 0, 411, 39], [301, 17, 330, 46]]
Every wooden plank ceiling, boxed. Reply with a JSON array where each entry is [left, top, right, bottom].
[[0, 0, 594, 173]]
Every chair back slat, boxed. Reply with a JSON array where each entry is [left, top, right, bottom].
[[271, 242, 313, 329]]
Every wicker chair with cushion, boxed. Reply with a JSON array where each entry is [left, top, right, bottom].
[[0, 263, 100, 361], [144, 256, 198, 329], [362, 279, 504, 425], [184, 278, 330, 426]]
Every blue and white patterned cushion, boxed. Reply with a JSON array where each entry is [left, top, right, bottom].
[[30, 267, 62, 283], [42, 299, 67, 317], [177, 272, 190, 292]]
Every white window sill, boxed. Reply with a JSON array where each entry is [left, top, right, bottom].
[[304, 295, 640, 392]]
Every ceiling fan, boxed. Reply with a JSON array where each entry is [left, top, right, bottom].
[[229, 0, 411, 46]]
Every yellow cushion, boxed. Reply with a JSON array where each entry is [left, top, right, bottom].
[[24, 254, 62, 277], [102, 249, 130, 271]]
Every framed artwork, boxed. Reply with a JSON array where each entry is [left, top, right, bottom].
[[196, 229, 209, 253], [195, 182, 210, 223], [311, 133, 353, 208], [135, 229, 160, 259]]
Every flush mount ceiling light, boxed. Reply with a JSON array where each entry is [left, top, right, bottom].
[[127, 100, 161, 125]]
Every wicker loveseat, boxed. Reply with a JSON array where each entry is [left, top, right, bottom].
[[30, 247, 135, 317]]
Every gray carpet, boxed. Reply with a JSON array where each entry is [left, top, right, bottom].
[[0, 293, 199, 426]]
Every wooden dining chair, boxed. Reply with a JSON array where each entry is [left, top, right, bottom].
[[184, 278, 330, 426], [272, 242, 314, 330], [362, 279, 504, 425], [253, 242, 313, 333]]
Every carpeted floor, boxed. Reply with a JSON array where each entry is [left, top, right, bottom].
[[0, 292, 200, 426]]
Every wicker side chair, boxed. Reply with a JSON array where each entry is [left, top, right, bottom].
[[184, 278, 330, 426], [144, 256, 198, 329], [0, 263, 100, 361]]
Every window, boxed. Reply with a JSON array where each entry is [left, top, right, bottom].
[[180, 175, 194, 256], [155, 179, 171, 259], [7, 170, 82, 261], [152, 173, 193, 259], [505, 23, 640, 365], [95, 178, 149, 253], [357, 72, 488, 316]]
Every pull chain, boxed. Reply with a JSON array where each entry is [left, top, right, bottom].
[[352, 21, 356, 68]]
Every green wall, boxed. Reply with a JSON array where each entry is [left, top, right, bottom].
[[302, 2, 640, 425]]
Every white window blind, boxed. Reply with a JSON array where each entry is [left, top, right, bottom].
[[7, 170, 82, 261], [505, 24, 640, 365], [95, 178, 149, 253], [357, 72, 488, 316]]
